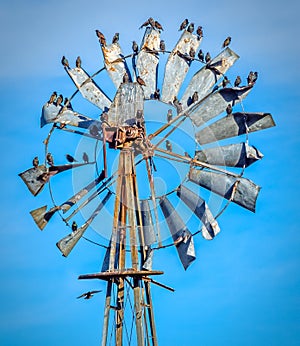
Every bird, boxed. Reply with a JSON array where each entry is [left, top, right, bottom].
[[197, 49, 204, 62], [155, 20, 164, 31], [153, 89, 160, 100], [139, 18, 151, 29], [112, 32, 119, 44], [222, 36, 231, 48], [187, 23, 194, 33], [82, 152, 89, 163], [247, 71, 258, 85], [175, 102, 183, 114], [205, 52, 211, 64], [191, 91, 199, 103], [64, 97, 73, 110], [66, 154, 77, 163], [222, 76, 230, 88], [167, 109, 173, 122], [132, 41, 139, 53], [148, 17, 155, 28], [137, 76, 146, 86], [48, 91, 57, 104], [166, 140, 172, 152], [226, 104, 232, 115], [32, 156, 39, 167], [77, 290, 102, 300], [56, 94, 63, 106], [72, 221, 78, 232], [159, 40, 166, 52], [76, 56, 81, 68], [189, 47, 196, 59], [46, 152, 54, 166], [196, 26, 203, 38], [61, 56, 69, 69], [123, 72, 130, 83], [234, 76, 241, 87], [179, 18, 189, 31], [95, 30, 106, 46]]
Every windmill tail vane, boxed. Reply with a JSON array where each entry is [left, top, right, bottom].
[[19, 17, 275, 345]]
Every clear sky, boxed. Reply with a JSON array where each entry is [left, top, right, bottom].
[[0, 0, 299, 345]]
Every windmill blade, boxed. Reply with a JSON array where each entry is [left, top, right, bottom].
[[107, 82, 144, 126], [101, 41, 131, 89], [101, 237, 120, 272], [136, 27, 160, 99], [30, 205, 60, 231], [41, 102, 102, 130], [195, 142, 264, 168], [140, 200, 156, 246], [189, 168, 260, 212], [180, 47, 239, 108], [161, 31, 201, 104], [177, 185, 220, 240], [56, 191, 112, 257], [66, 67, 111, 110], [195, 112, 276, 145], [188, 86, 253, 127], [159, 196, 196, 270]]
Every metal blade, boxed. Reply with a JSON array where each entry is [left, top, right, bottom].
[[159, 196, 196, 270], [177, 185, 220, 240], [66, 67, 111, 110], [195, 142, 264, 167], [107, 82, 144, 126], [161, 31, 201, 104], [189, 168, 260, 212], [180, 47, 239, 108], [30, 205, 60, 231], [188, 86, 253, 127], [140, 200, 156, 246], [136, 27, 160, 99]]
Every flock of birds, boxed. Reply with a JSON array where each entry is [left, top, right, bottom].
[[32, 151, 90, 168]]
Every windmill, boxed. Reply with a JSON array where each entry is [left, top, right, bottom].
[[19, 18, 275, 345]]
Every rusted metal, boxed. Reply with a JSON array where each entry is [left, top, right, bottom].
[[79, 270, 164, 280], [177, 185, 220, 240], [189, 168, 260, 212], [195, 142, 264, 167], [195, 112, 275, 145], [161, 30, 201, 104], [180, 47, 239, 108], [159, 196, 196, 270]]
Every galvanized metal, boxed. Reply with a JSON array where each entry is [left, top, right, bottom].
[[195, 112, 275, 145], [136, 27, 160, 99], [188, 85, 253, 127], [195, 142, 264, 167], [159, 196, 196, 270], [66, 67, 111, 110], [177, 185, 220, 240], [107, 82, 144, 127], [180, 47, 240, 108], [189, 168, 260, 212], [161, 31, 201, 104]]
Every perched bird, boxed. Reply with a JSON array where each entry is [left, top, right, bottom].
[[191, 91, 199, 103], [76, 56, 81, 68], [72, 221, 78, 232], [66, 154, 77, 163], [137, 76, 146, 86], [77, 290, 102, 300], [153, 89, 160, 100], [46, 152, 54, 166], [56, 94, 63, 106], [173, 96, 179, 106], [196, 26, 203, 38], [48, 91, 57, 104], [179, 18, 189, 31], [222, 76, 230, 88], [197, 49, 204, 62], [132, 41, 139, 53], [95, 30, 106, 46], [112, 32, 119, 44], [189, 47, 196, 59], [139, 18, 151, 29], [234, 76, 241, 87], [148, 17, 155, 28], [82, 152, 89, 163], [187, 23, 194, 33], [247, 71, 258, 85], [166, 140, 172, 152], [155, 20, 164, 31], [61, 56, 69, 69], [175, 102, 183, 114], [123, 72, 130, 83], [167, 109, 173, 122], [205, 52, 211, 64], [159, 40, 166, 52], [226, 104, 232, 115], [32, 156, 39, 168], [64, 97, 73, 110], [222, 36, 231, 48]]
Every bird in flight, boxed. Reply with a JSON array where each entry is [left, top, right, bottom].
[[77, 290, 102, 300]]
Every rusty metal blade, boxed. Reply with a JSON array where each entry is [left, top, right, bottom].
[[161, 31, 201, 104], [66, 67, 111, 110], [159, 196, 196, 270], [195, 112, 276, 145], [56, 192, 112, 257], [107, 82, 144, 126], [188, 86, 253, 127], [136, 27, 160, 99], [180, 47, 239, 108], [177, 185, 220, 240], [140, 200, 156, 246], [30, 205, 60, 231], [189, 168, 260, 212], [195, 142, 264, 167]]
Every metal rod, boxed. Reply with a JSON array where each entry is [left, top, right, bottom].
[[101, 280, 113, 346]]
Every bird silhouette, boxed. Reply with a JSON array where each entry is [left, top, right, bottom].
[[189, 47, 196, 59], [64, 98, 73, 110], [137, 76, 146, 86], [66, 154, 77, 163], [197, 49, 204, 62], [166, 140, 172, 152], [159, 40, 166, 53], [46, 153, 54, 166], [56, 94, 63, 106], [95, 30, 106, 46], [155, 20, 164, 31], [154, 89, 160, 100], [191, 91, 199, 103], [76, 56, 81, 68], [72, 221, 78, 232], [196, 26, 203, 38], [222, 36, 231, 48], [234, 76, 241, 87], [82, 152, 89, 163], [187, 23, 194, 33], [48, 91, 57, 104], [226, 104, 232, 115], [61, 56, 69, 69], [222, 76, 230, 88], [132, 41, 139, 53], [32, 156, 39, 168], [205, 52, 211, 64], [179, 19, 189, 31], [77, 290, 102, 300], [247, 71, 258, 85], [167, 109, 173, 122], [139, 18, 150, 29], [112, 32, 119, 44]]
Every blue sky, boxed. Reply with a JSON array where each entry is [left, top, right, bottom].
[[0, 0, 299, 345]]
